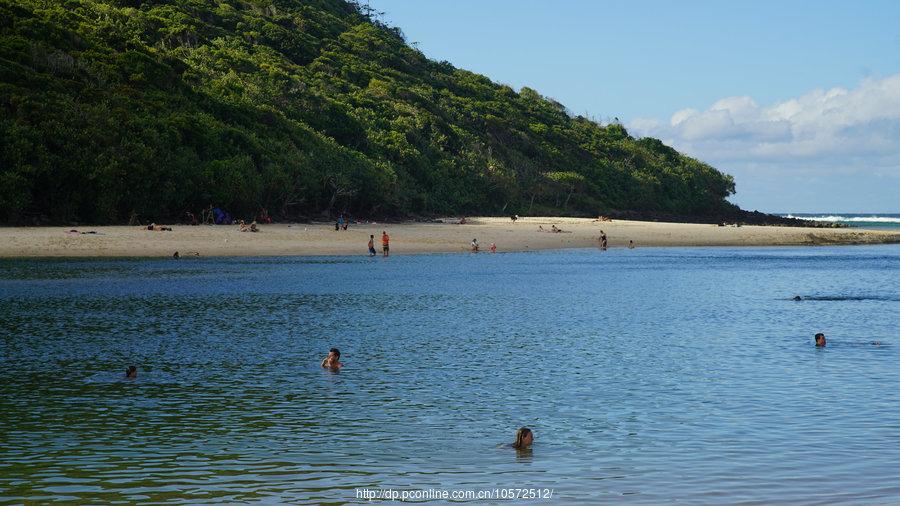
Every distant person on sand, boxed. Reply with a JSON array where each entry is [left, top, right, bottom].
[[490, 243, 497, 253], [815, 333, 826, 347], [512, 427, 533, 449], [600, 231, 608, 250], [322, 348, 343, 369], [382, 231, 390, 257], [368, 235, 377, 256], [125, 365, 137, 379], [628, 240, 635, 249], [471, 238, 479, 252]]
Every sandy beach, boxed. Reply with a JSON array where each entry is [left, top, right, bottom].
[[0, 217, 897, 258]]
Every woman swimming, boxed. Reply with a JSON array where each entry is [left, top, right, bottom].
[[512, 427, 533, 449]]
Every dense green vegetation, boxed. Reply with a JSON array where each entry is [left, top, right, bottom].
[[0, 0, 737, 224]]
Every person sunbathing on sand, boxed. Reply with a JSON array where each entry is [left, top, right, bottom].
[[322, 348, 343, 369], [145, 223, 172, 231]]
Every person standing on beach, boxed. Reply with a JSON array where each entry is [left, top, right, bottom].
[[490, 243, 497, 253], [471, 238, 479, 252], [367, 235, 376, 256], [382, 231, 390, 257], [599, 231, 608, 250], [628, 240, 635, 249]]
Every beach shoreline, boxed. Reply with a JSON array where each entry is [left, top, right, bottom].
[[0, 217, 897, 258]]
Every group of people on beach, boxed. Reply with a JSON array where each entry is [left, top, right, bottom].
[[539, 224, 569, 233], [470, 239, 497, 253], [335, 214, 352, 231], [238, 220, 259, 232], [367, 231, 390, 257]]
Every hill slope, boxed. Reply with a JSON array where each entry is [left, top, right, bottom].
[[0, 0, 737, 224]]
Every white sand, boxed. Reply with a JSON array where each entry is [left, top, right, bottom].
[[0, 217, 896, 258]]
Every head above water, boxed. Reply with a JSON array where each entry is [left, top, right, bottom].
[[329, 348, 340, 358], [513, 427, 533, 449], [815, 333, 826, 347], [125, 365, 137, 378]]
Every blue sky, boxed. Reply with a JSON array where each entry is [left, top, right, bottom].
[[368, 0, 900, 213]]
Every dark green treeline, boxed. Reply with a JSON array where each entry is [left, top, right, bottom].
[[0, 0, 736, 223]]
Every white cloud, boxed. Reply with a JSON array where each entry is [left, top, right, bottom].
[[628, 75, 900, 169]]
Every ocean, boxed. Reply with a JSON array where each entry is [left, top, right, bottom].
[[783, 213, 900, 230], [1, 246, 899, 504]]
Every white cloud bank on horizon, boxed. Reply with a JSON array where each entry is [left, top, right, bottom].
[[628, 75, 900, 172], [627, 75, 900, 211]]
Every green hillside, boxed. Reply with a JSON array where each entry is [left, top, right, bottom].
[[0, 0, 737, 224]]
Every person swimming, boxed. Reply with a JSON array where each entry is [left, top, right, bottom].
[[125, 365, 137, 378], [322, 348, 343, 369], [815, 333, 826, 347], [512, 427, 533, 449]]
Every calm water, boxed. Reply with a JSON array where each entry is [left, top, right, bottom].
[[1, 246, 899, 504]]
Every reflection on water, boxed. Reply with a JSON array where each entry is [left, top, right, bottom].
[[1, 246, 899, 503]]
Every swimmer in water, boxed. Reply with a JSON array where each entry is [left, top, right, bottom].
[[125, 365, 137, 378], [512, 427, 533, 449], [792, 295, 802, 301], [815, 333, 826, 347], [322, 348, 343, 369]]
